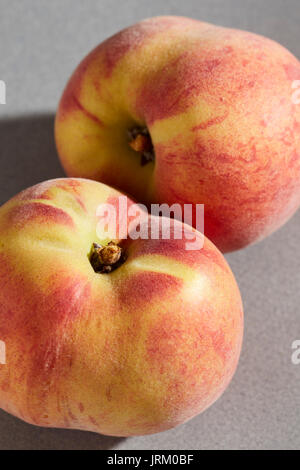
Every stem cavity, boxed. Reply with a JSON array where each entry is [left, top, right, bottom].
[[89, 242, 125, 274], [128, 126, 154, 166]]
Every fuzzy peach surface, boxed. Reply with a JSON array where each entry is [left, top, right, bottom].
[[0, 178, 243, 436], [55, 16, 300, 253]]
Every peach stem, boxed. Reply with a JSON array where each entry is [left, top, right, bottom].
[[89, 242, 124, 274], [128, 126, 154, 166]]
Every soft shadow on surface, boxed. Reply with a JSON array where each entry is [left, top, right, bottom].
[[0, 114, 65, 205], [0, 114, 125, 449], [0, 409, 124, 450]]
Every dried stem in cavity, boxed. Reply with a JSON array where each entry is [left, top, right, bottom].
[[89, 241, 125, 274], [128, 126, 154, 166]]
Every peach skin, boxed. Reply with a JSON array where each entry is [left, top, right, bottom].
[[55, 16, 300, 253], [0, 178, 243, 436]]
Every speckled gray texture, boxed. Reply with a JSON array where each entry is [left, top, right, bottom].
[[0, 0, 299, 450]]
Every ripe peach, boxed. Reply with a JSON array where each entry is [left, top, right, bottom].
[[0, 178, 242, 436], [55, 16, 300, 253]]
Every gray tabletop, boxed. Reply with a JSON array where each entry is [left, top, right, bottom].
[[0, 0, 299, 450]]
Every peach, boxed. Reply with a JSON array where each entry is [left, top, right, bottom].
[[0, 178, 242, 436], [55, 16, 300, 253]]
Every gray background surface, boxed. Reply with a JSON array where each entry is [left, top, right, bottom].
[[0, 0, 299, 450]]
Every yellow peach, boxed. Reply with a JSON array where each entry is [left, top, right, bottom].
[[55, 16, 300, 252], [0, 178, 243, 436]]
